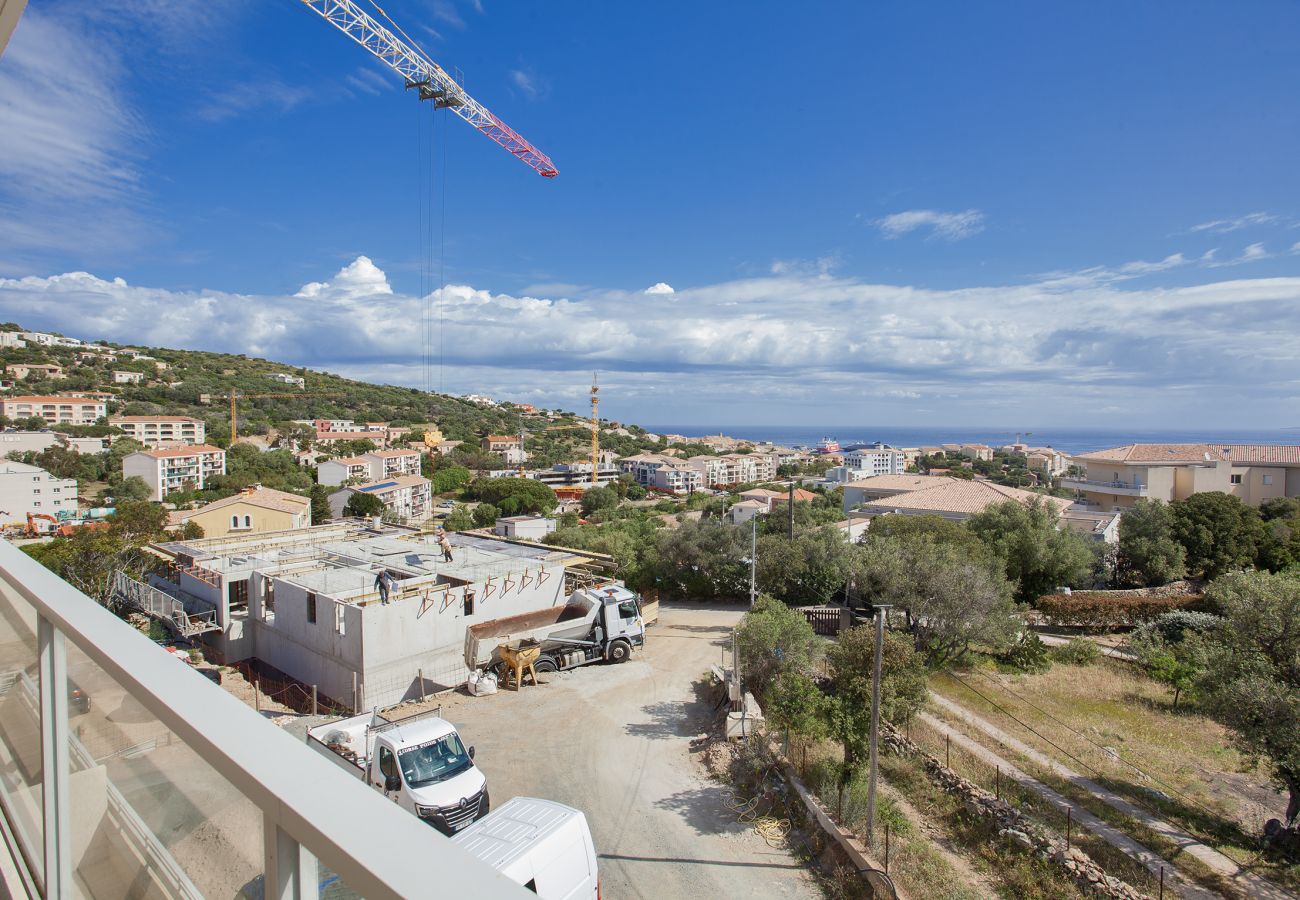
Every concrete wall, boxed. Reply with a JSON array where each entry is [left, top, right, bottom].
[[0, 430, 57, 454], [248, 576, 366, 707], [358, 568, 566, 706], [1236, 466, 1288, 506], [183, 503, 301, 539]]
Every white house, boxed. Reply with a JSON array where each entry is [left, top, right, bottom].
[[109, 415, 206, 448], [328, 474, 432, 522], [318, 450, 421, 486], [112, 370, 145, 384], [494, 515, 557, 540]]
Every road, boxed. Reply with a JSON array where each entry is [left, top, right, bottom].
[[435, 602, 822, 900]]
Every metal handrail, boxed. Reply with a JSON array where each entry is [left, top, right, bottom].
[[1059, 477, 1146, 490], [0, 540, 526, 899]]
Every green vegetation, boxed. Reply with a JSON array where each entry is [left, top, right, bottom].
[[1169, 491, 1267, 578], [966, 497, 1095, 603], [1115, 498, 1187, 587], [467, 477, 557, 515], [343, 491, 386, 518]]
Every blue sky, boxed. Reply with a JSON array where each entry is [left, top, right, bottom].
[[2, 1, 1300, 429]]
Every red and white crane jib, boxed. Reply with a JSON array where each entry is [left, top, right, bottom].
[[298, 0, 558, 178]]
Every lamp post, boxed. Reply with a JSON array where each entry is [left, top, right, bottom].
[[866, 604, 892, 847]]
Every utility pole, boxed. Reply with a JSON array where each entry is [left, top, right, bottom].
[[866, 604, 892, 847], [749, 516, 757, 608]]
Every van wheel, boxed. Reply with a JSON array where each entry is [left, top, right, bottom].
[[608, 639, 631, 664], [535, 657, 558, 674]]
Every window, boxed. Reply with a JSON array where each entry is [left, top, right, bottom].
[[244, 515, 252, 528], [618, 600, 639, 621], [231, 515, 240, 529], [229, 579, 249, 608], [306, 592, 317, 623], [31, 489, 39, 494], [1263, 475, 1274, 486], [335, 604, 346, 636], [1230, 474, 1243, 485], [32, 502, 39, 508], [378, 746, 398, 782]]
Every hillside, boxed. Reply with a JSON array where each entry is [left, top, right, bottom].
[[0, 324, 665, 464]]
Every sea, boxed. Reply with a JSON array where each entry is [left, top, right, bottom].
[[639, 426, 1300, 456]]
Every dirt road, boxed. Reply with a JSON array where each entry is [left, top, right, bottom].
[[436, 602, 822, 900]]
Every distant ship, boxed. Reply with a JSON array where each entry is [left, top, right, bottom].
[[815, 437, 841, 454]]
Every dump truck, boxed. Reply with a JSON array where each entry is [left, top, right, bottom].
[[306, 708, 489, 835], [465, 581, 645, 675]]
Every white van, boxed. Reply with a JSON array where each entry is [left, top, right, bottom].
[[451, 797, 599, 899]]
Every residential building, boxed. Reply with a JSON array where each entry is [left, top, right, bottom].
[[16, 330, 59, 345], [168, 486, 311, 537], [318, 449, 421, 486], [0, 331, 25, 348], [494, 515, 557, 540], [110, 414, 206, 447], [0, 395, 106, 425], [830, 443, 907, 482], [0, 429, 59, 455], [1023, 448, 1068, 477], [727, 499, 768, 525], [511, 403, 537, 414], [434, 439, 464, 455], [61, 435, 107, 453], [318, 455, 374, 486], [1064, 443, 1300, 511], [112, 370, 145, 384], [122, 444, 227, 501], [1059, 508, 1123, 543], [328, 474, 432, 522], [313, 418, 387, 434], [0, 460, 77, 526], [653, 461, 704, 494], [268, 372, 305, 388], [5, 362, 64, 380], [57, 389, 116, 403], [314, 429, 389, 449], [959, 443, 995, 462], [848, 477, 1073, 523], [509, 462, 620, 490], [842, 473, 953, 511], [482, 434, 522, 454], [464, 393, 497, 406]]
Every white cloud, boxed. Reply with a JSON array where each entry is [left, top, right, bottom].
[[0, 9, 145, 265], [295, 256, 393, 299], [1189, 212, 1278, 234], [509, 68, 548, 101], [4, 255, 1300, 427], [197, 79, 311, 123], [875, 209, 985, 241], [1242, 242, 1268, 261], [643, 283, 675, 295], [345, 67, 392, 97]]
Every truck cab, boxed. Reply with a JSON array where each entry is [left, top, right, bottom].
[[308, 710, 489, 835], [590, 583, 645, 661]]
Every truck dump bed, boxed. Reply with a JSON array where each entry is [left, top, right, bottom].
[[465, 596, 596, 670]]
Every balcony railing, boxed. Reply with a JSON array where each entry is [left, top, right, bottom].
[[0, 540, 525, 899], [1059, 477, 1148, 495]]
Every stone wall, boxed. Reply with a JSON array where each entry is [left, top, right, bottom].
[[882, 723, 1151, 900]]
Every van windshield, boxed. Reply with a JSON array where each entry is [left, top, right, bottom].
[[398, 733, 472, 788]]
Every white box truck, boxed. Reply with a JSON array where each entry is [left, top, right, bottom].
[[464, 581, 646, 676], [306, 708, 489, 835], [452, 797, 599, 900]]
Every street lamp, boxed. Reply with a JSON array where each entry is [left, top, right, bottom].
[[866, 604, 892, 847]]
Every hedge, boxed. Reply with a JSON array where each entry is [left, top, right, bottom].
[[1036, 592, 1194, 629]]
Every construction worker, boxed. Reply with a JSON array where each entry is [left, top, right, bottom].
[[374, 570, 393, 604], [436, 529, 454, 563]]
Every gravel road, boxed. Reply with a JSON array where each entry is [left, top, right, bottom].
[[434, 602, 822, 900]]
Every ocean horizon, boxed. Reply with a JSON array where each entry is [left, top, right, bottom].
[[639, 425, 1300, 457]]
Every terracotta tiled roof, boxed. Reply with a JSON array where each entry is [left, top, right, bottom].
[[182, 487, 309, 516], [862, 480, 1072, 516], [1075, 443, 1300, 465], [844, 474, 950, 492], [2, 395, 105, 404], [1221, 445, 1300, 464], [327, 456, 369, 466], [140, 444, 223, 459]]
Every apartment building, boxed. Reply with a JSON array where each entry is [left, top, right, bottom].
[[318, 449, 421, 486], [5, 363, 63, 380], [845, 443, 907, 475], [1064, 443, 1300, 511], [482, 434, 522, 454], [109, 414, 206, 447], [328, 474, 433, 522], [122, 444, 227, 501], [0, 331, 25, 348], [169, 486, 311, 538], [0, 430, 58, 455], [0, 460, 78, 526], [314, 429, 390, 449], [1023, 447, 1068, 477], [313, 418, 388, 434], [0, 395, 106, 425]]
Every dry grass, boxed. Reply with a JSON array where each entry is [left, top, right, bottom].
[[929, 659, 1300, 891]]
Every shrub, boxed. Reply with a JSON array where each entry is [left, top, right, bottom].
[[1048, 638, 1099, 666], [1036, 591, 1192, 629], [1003, 632, 1052, 673], [1130, 610, 1222, 646]]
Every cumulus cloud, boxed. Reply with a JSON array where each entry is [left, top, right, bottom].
[[1189, 212, 1278, 234], [295, 256, 393, 299], [643, 282, 675, 295], [4, 253, 1300, 429], [875, 209, 985, 240]]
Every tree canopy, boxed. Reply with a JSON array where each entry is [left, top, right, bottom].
[[1116, 499, 1187, 587], [966, 497, 1094, 602], [1169, 492, 1264, 578], [469, 477, 557, 515]]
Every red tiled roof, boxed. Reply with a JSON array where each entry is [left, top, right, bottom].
[[140, 444, 223, 459]]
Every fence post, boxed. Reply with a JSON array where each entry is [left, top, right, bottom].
[[311, 685, 318, 716], [1159, 866, 1164, 899], [254, 676, 261, 712], [1066, 808, 1071, 850], [418, 668, 426, 703], [945, 733, 950, 769], [996, 765, 1000, 800], [885, 822, 890, 874]]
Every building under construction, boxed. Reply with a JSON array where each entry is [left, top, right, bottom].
[[144, 520, 614, 709]]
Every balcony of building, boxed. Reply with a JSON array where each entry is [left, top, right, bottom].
[[1058, 477, 1149, 497], [0, 541, 525, 899]]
